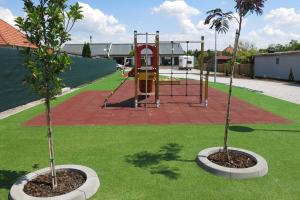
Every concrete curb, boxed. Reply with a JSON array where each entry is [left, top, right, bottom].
[[0, 87, 78, 120], [9, 165, 100, 200], [197, 147, 268, 179]]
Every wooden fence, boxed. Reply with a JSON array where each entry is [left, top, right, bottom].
[[216, 63, 254, 77]]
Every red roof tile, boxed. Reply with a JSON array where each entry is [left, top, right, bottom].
[[0, 19, 36, 48], [224, 45, 234, 54]]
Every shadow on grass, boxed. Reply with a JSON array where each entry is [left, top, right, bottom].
[[0, 170, 28, 190], [150, 165, 180, 180], [125, 143, 193, 180], [230, 126, 300, 134], [255, 129, 300, 133], [229, 126, 254, 133]]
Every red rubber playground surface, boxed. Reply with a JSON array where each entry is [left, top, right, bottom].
[[24, 80, 288, 126]]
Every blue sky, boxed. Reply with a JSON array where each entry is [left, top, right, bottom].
[[1, 0, 300, 49]]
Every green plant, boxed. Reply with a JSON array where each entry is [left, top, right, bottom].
[[205, 0, 267, 155], [263, 40, 300, 53], [289, 68, 295, 82], [237, 40, 257, 64], [15, 0, 83, 189], [129, 50, 135, 56], [82, 42, 92, 58], [251, 64, 255, 79], [225, 61, 233, 76]]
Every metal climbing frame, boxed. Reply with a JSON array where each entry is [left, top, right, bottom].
[[103, 33, 208, 109], [134, 31, 160, 109], [159, 36, 209, 107]]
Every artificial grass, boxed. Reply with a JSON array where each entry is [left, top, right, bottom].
[[1, 72, 300, 200]]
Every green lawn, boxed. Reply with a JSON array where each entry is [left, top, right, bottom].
[[1, 72, 300, 200]]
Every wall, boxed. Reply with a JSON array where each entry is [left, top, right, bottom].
[[0, 47, 116, 112], [254, 54, 300, 81]]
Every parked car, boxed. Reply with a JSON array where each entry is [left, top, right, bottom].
[[116, 64, 125, 70]]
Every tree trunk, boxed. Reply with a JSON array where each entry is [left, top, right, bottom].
[[45, 97, 58, 189], [223, 17, 243, 153]]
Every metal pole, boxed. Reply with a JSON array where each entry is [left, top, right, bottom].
[[205, 72, 209, 107], [134, 31, 138, 108], [171, 41, 174, 96], [186, 41, 189, 96], [155, 31, 160, 107], [145, 32, 148, 110], [214, 28, 217, 83], [200, 36, 205, 104]]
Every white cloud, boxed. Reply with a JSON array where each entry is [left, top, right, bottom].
[[265, 8, 300, 28], [0, 3, 128, 44], [246, 27, 300, 48], [0, 7, 16, 26], [262, 25, 285, 37], [245, 8, 300, 48], [152, 1, 246, 50], [74, 2, 126, 35], [69, 2, 127, 43], [152, 0, 200, 17], [152, 0, 200, 33]]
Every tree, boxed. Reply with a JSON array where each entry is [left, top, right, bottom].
[[205, 9, 233, 81], [129, 50, 135, 56], [237, 41, 257, 64], [259, 40, 300, 53], [238, 40, 256, 51], [204, 50, 215, 61], [205, 0, 267, 156], [82, 43, 86, 56], [82, 42, 92, 58], [15, 0, 83, 189], [288, 40, 300, 51], [204, 8, 233, 34]]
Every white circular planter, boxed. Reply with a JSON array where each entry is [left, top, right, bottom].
[[197, 147, 268, 179], [9, 165, 100, 200]]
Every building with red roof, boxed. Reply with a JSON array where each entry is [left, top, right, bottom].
[[0, 19, 36, 48], [217, 55, 231, 64], [224, 45, 234, 54]]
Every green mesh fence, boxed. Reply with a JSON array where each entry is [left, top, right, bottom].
[[61, 56, 116, 88], [0, 47, 116, 112]]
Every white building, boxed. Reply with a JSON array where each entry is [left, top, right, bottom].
[[254, 51, 300, 81]]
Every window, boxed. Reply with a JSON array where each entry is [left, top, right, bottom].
[[187, 61, 192, 64], [276, 57, 280, 64]]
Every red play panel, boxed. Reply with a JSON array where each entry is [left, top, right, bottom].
[[24, 80, 288, 126]]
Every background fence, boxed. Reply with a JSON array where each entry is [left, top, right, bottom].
[[216, 63, 254, 77], [0, 47, 116, 112]]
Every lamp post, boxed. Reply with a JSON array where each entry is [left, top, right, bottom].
[[104, 44, 110, 58], [214, 19, 224, 83], [214, 28, 217, 83]]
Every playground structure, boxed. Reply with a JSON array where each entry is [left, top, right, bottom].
[[104, 31, 209, 109]]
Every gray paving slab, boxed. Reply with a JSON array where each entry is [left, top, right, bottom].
[[160, 68, 300, 105]]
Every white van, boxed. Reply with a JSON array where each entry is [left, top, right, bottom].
[[179, 56, 194, 70]]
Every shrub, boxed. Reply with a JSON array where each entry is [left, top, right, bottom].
[[289, 68, 295, 82], [82, 43, 92, 58]]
